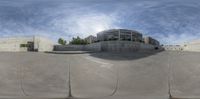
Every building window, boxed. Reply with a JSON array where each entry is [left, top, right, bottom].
[[20, 44, 28, 47]]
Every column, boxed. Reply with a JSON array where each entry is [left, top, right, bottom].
[[131, 32, 133, 41], [118, 29, 121, 41]]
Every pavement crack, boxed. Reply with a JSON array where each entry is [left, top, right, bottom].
[[110, 64, 119, 96], [19, 65, 28, 96], [167, 52, 172, 99], [68, 56, 73, 98]]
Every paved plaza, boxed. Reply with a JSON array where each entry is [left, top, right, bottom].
[[0, 51, 200, 99]]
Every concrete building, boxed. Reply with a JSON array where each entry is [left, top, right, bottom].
[[0, 36, 54, 52], [85, 35, 97, 44], [162, 40, 200, 52], [54, 29, 162, 52], [97, 29, 143, 42], [162, 45, 183, 51], [183, 40, 200, 52], [143, 36, 160, 46]]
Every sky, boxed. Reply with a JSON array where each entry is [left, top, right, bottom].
[[0, 0, 200, 44]]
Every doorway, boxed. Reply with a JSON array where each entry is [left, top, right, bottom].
[[27, 42, 34, 51]]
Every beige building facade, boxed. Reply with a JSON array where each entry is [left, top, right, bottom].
[[143, 37, 160, 46], [183, 40, 200, 52], [163, 45, 183, 51], [162, 40, 200, 52], [0, 36, 54, 52], [97, 29, 143, 42], [85, 35, 97, 44]]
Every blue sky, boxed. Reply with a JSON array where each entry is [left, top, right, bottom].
[[0, 0, 200, 44]]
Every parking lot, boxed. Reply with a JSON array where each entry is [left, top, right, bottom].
[[0, 51, 200, 99]]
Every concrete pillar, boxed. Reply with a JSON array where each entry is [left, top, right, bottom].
[[118, 29, 121, 41], [131, 32, 133, 41]]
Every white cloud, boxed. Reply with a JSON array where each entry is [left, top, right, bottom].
[[50, 12, 119, 39], [155, 32, 200, 45], [1, 0, 200, 45]]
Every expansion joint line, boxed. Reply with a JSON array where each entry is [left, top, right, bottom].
[[167, 52, 172, 99], [19, 65, 28, 96], [68, 57, 72, 98], [110, 64, 119, 96]]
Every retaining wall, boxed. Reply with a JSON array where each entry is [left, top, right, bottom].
[[54, 41, 160, 52], [54, 45, 85, 51], [84, 43, 101, 51], [100, 41, 140, 52]]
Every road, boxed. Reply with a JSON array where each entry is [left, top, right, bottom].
[[0, 51, 200, 99]]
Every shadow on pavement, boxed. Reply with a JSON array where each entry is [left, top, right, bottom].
[[88, 50, 163, 60]]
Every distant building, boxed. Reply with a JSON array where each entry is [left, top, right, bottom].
[[162, 45, 183, 51], [0, 36, 53, 52], [183, 40, 200, 52], [97, 29, 143, 42], [143, 37, 160, 46], [54, 29, 162, 52], [85, 35, 97, 44]]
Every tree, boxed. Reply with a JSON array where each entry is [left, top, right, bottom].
[[69, 36, 88, 45], [58, 38, 66, 45]]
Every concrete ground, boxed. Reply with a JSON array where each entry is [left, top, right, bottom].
[[0, 51, 200, 99]]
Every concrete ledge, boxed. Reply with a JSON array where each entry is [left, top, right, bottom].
[[45, 51, 96, 54]]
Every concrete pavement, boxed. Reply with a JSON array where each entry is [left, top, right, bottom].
[[0, 52, 69, 98], [0, 51, 200, 98], [169, 51, 200, 98], [70, 55, 117, 98]]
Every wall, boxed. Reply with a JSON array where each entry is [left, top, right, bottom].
[[183, 42, 200, 52], [54, 45, 84, 51], [100, 41, 140, 52], [162, 43, 200, 52], [163, 45, 183, 51], [84, 42, 101, 51], [140, 43, 155, 51], [34, 36, 54, 52], [184, 45, 200, 52], [0, 37, 33, 52], [0, 36, 54, 52], [54, 41, 159, 52]]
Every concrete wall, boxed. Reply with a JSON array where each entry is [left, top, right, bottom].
[[183, 41, 200, 52], [162, 44, 200, 52], [54, 41, 159, 52], [184, 45, 200, 52], [140, 43, 155, 51], [0, 36, 53, 52], [54, 45, 84, 51], [0, 37, 33, 52], [84, 42, 101, 51], [163, 45, 183, 51], [143, 36, 160, 46], [100, 41, 140, 52], [34, 36, 54, 52]]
